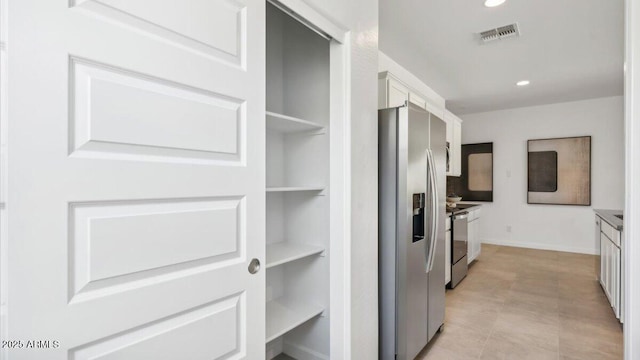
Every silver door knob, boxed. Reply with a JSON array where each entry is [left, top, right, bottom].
[[248, 258, 260, 274]]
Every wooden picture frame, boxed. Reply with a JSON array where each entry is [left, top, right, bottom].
[[527, 136, 591, 206]]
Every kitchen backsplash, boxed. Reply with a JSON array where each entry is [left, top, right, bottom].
[[447, 176, 462, 196]]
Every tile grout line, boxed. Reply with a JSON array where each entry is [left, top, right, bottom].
[[555, 258, 561, 360], [476, 304, 501, 359], [428, 245, 620, 360], [476, 252, 513, 359]]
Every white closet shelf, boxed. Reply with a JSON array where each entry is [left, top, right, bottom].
[[266, 297, 324, 343], [266, 242, 324, 269], [266, 186, 325, 193], [266, 111, 325, 134]]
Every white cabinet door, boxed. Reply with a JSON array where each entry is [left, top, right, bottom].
[[409, 92, 427, 109], [473, 220, 480, 261], [445, 118, 453, 176], [467, 218, 477, 264], [474, 223, 481, 260], [606, 241, 610, 299], [607, 240, 613, 302], [8, 0, 265, 358], [467, 221, 473, 264], [388, 78, 409, 108], [467, 210, 481, 263], [596, 216, 602, 280], [610, 242, 616, 306], [445, 230, 451, 285], [600, 232, 607, 290], [444, 110, 462, 177], [452, 120, 462, 176], [601, 233, 612, 302], [621, 229, 625, 323], [610, 237, 621, 319]]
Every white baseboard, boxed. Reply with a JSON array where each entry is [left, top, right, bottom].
[[283, 341, 329, 360], [481, 238, 598, 255], [266, 338, 283, 360]]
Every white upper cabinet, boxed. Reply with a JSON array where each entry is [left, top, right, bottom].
[[378, 71, 462, 177], [408, 91, 427, 109], [445, 117, 453, 174], [444, 109, 463, 177], [453, 118, 462, 176], [379, 72, 409, 108]]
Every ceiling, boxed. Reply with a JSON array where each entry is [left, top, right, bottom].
[[379, 0, 624, 115]]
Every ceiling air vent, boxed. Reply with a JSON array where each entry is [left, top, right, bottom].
[[479, 23, 520, 43]]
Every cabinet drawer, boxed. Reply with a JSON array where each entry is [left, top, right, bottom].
[[468, 211, 476, 222], [467, 208, 481, 221], [601, 221, 621, 247]]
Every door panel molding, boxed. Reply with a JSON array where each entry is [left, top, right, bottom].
[[69, 57, 246, 165], [69, 0, 248, 68], [69, 292, 245, 360], [68, 196, 245, 304]]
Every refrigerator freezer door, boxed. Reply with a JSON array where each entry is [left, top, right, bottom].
[[378, 107, 399, 360]]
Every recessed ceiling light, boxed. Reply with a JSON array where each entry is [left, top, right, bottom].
[[516, 80, 530, 86], [484, 0, 506, 7]]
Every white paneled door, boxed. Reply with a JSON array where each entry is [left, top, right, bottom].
[[7, 0, 265, 359]]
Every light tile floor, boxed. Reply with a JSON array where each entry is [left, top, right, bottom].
[[418, 244, 623, 360]]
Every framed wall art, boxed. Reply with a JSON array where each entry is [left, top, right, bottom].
[[527, 136, 591, 206]]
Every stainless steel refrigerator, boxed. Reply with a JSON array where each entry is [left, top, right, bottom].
[[379, 103, 447, 360]]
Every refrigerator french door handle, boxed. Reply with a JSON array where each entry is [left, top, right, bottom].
[[428, 149, 439, 272], [445, 144, 451, 173], [424, 149, 432, 270], [425, 149, 438, 273]]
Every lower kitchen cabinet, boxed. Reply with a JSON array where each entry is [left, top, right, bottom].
[[597, 214, 622, 321], [445, 229, 451, 285], [467, 208, 482, 264]]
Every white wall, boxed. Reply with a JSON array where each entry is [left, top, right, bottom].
[[462, 96, 625, 254], [624, 0, 640, 356], [300, 0, 379, 358]]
